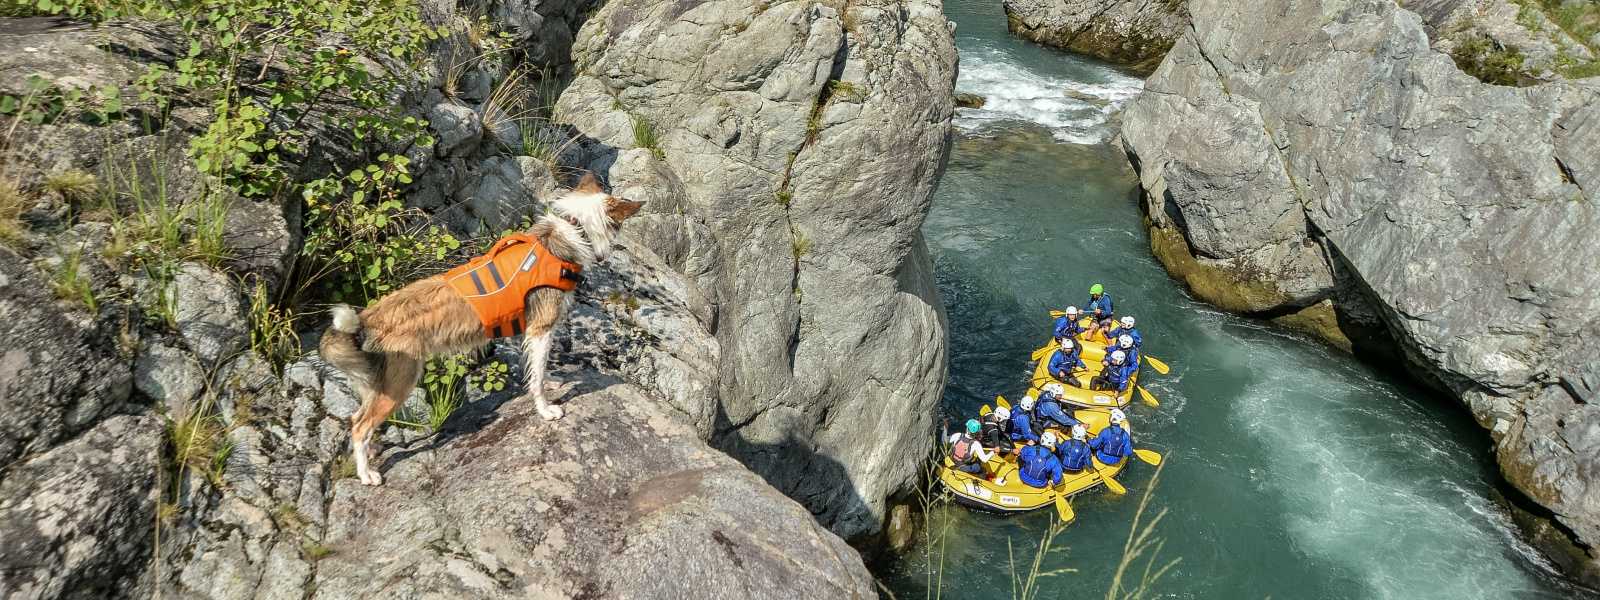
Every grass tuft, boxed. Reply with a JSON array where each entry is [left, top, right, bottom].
[[0, 176, 26, 246], [247, 279, 301, 373], [631, 114, 665, 159], [50, 248, 98, 313], [45, 169, 98, 204]]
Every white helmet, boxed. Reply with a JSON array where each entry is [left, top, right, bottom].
[[1060, 338, 1074, 351], [1111, 350, 1127, 364], [1070, 424, 1087, 441], [1043, 382, 1064, 397], [1065, 306, 1080, 317], [1109, 408, 1127, 425], [1120, 316, 1135, 329], [1118, 334, 1134, 349], [1020, 395, 1035, 411], [1041, 431, 1058, 448], [994, 407, 1010, 420]]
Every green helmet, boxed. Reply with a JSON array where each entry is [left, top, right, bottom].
[[1090, 283, 1104, 295], [965, 419, 981, 434]]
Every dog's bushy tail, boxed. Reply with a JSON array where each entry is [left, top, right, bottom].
[[321, 305, 378, 413]]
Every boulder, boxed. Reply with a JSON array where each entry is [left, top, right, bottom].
[[1002, 0, 1189, 72], [431, 102, 484, 158], [556, 0, 955, 539], [313, 371, 876, 600], [0, 415, 161, 600], [1122, 0, 1600, 583], [133, 339, 205, 415], [172, 262, 247, 367], [0, 248, 132, 467]]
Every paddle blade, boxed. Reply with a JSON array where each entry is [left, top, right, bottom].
[[1030, 341, 1057, 361], [1054, 492, 1075, 523], [1137, 386, 1161, 408], [995, 395, 1011, 410], [1134, 448, 1163, 466], [1144, 355, 1171, 375], [1049, 310, 1065, 318], [980, 405, 992, 417], [1099, 471, 1127, 495]]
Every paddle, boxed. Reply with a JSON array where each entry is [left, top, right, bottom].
[[1143, 355, 1171, 375], [980, 404, 992, 417], [1053, 489, 1075, 522], [1136, 385, 1160, 408], [995, 395, 1011, 410], [1030, 340, 1057, 361], [1091, 463, 1127, 495], [1134, 448, 1163, 466]]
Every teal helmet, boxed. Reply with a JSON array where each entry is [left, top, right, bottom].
[[965, 419, 981, 434]]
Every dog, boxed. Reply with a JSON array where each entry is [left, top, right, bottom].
[[319, 172, 643, 485]]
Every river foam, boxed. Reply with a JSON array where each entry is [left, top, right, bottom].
[[954, 45, 1144, 145], [1229, 328, 1559, 599]]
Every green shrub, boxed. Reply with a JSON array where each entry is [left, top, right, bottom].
[[1451, 35, 1528, 86], [631, 114, 664, 159]]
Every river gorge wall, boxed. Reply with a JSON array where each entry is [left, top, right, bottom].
[[1094, 0, 1600, 585], [0, 0, 954, 595]]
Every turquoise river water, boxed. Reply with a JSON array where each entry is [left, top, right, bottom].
[[875, 0, 1595, 598]]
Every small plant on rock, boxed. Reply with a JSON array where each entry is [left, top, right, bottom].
[[50, 247, 98, 313], [0, 176, 26, 246], [44, 168, 98, 205], [248, 279, 301, 373], [631, 114, 665, 159]]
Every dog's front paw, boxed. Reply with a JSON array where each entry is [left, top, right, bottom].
[[359, 468, 384, 486], [537, 401, 565, 421]]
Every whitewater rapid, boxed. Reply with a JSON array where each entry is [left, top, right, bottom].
[[954, 44, 1144, 145]]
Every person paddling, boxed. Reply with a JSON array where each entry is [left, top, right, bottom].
[[1048, 339, 1088, 387], [1089, 409, 1134, 466], [1084, 283, 1115, 338], [1091, 350, 1137, 393], [980, 407, 1014, 457], [1018, 431, 1065, 489], [1107, 316, 1145, 350], [1035, 383, 1082, 430], [1053, 305, 1085, 345], [945, 418, 995, 476], [1057, 424, 1094, 473], [1010, 395, 1041, 444], [1107, 334, 1140, 370]]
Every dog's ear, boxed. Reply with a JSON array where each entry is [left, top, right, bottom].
[[575, 172, 604, 194], [606, 197, 645, 222]]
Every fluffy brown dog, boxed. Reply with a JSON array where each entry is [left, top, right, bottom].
[[320, 173, 642, 485]]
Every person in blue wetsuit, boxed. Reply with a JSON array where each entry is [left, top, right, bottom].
[[1018, 431, 1064, 489], [1105, 334, 1140, 370], [1010, 395, 1041, 444], [1085, 283, 1115, 338], [1048, 339, 1088, 387], [1089, 409, 1134, 466], [1105, 315, 1142, 348], [1034, 383, 1081, 431], [1057, 424, 1094, 473], [1091, 350, 1138, 393], [1053, 305, 1084, 344]]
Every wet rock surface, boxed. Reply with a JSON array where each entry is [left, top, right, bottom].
[[1121, 0, 1600, 583], [1002, 0, 1188, 72]]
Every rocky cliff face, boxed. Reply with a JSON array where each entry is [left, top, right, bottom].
[[1120, 0, 1600, 583], [1002, 0, 1188, 72], [0, 0, 957, 595], [555, 0, 956, 540]]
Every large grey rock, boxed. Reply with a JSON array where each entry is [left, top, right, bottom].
[[0, 415, 160, 600], [0, 248, 132, 467], [557, 0, 955, 539], [1003, 0, 1189, 71], [134, 339, 205, 415], [173, 262, 247, 367], [313, 371, 876, 600], [430, 101, 484, 158], [456, 155, 559, 235], [1122, 0, 1600, 582]]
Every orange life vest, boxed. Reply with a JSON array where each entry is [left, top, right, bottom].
[[435, 233, 583, 338]]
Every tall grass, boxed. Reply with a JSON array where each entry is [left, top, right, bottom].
[[911, 458, 1178, 600], [247, 279, 300, 373], [50, 247, 98, 313], [0, 175, 25, 246]]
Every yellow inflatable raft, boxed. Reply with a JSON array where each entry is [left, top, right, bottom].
[[937, 408, 1130, 513], [1030, 343, 1139, 409]]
